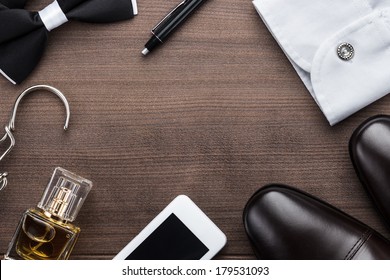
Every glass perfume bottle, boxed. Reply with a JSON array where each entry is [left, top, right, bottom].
[[4, 167, 92, 260]]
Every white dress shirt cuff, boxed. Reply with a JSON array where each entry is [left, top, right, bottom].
[[253, 0, 390, 125]]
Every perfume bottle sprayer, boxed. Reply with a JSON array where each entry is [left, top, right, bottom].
[[4, 167, 92, 260]]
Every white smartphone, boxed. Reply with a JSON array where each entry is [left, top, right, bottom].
[[113, 195, 227, 260]]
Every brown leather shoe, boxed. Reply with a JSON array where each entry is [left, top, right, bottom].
[[350, 115, 390, 228], [243, 184, 390, 259]]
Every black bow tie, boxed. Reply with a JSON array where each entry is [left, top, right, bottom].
[[0, 0, 136, 84]]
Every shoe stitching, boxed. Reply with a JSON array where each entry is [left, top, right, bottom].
[[344, 228, 372, 260]]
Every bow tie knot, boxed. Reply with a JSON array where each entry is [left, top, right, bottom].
[[0, 0, 137, 84], [39, 1, 68, 32]]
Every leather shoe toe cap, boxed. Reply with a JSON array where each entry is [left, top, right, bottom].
[[350, 115, 390, 228], [243, 184, 390, 259]]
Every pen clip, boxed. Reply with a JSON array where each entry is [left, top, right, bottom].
[[152, 0, 189, 33]]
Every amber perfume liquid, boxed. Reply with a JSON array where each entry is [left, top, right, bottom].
[[6, 208, 80, 260], [4, 167, 92, 260]]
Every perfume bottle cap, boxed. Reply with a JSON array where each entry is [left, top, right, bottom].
[[38, 167, 92, 222]]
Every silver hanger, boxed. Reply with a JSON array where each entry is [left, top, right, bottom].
[[0, 85, 70, 191]]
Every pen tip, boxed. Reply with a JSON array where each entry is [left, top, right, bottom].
[[142, 48, 150, 56]]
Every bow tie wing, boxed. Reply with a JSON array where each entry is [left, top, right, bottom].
[[0, 9, 48, 84], [0, 0, 27, 9], [59, 0, 136, 22], [0, 9, 44, 42]]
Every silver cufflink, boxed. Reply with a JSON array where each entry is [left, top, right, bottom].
[[337, 43, 354, 61]]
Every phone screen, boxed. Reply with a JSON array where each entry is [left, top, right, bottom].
[[125, 213, 209, 260]]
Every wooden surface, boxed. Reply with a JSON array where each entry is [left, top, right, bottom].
[[1, 0, 390, 260]]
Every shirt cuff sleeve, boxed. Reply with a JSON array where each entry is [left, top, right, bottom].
[[253, 0, 390, 125]]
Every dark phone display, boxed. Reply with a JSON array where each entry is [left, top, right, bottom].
[[125, 213, 209, 260]]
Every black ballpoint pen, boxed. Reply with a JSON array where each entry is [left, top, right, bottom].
[[142, 0, 207, 55]]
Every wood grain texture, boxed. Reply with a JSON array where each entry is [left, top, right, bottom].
[[1, 0, 389, 259]]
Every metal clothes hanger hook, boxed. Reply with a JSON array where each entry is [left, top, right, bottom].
[[0, 85, 71, 191]]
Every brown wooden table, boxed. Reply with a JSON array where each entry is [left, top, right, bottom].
[[1, 0, 389, 260]]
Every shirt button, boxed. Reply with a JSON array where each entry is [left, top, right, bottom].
[[337, 43, 354, 60]]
